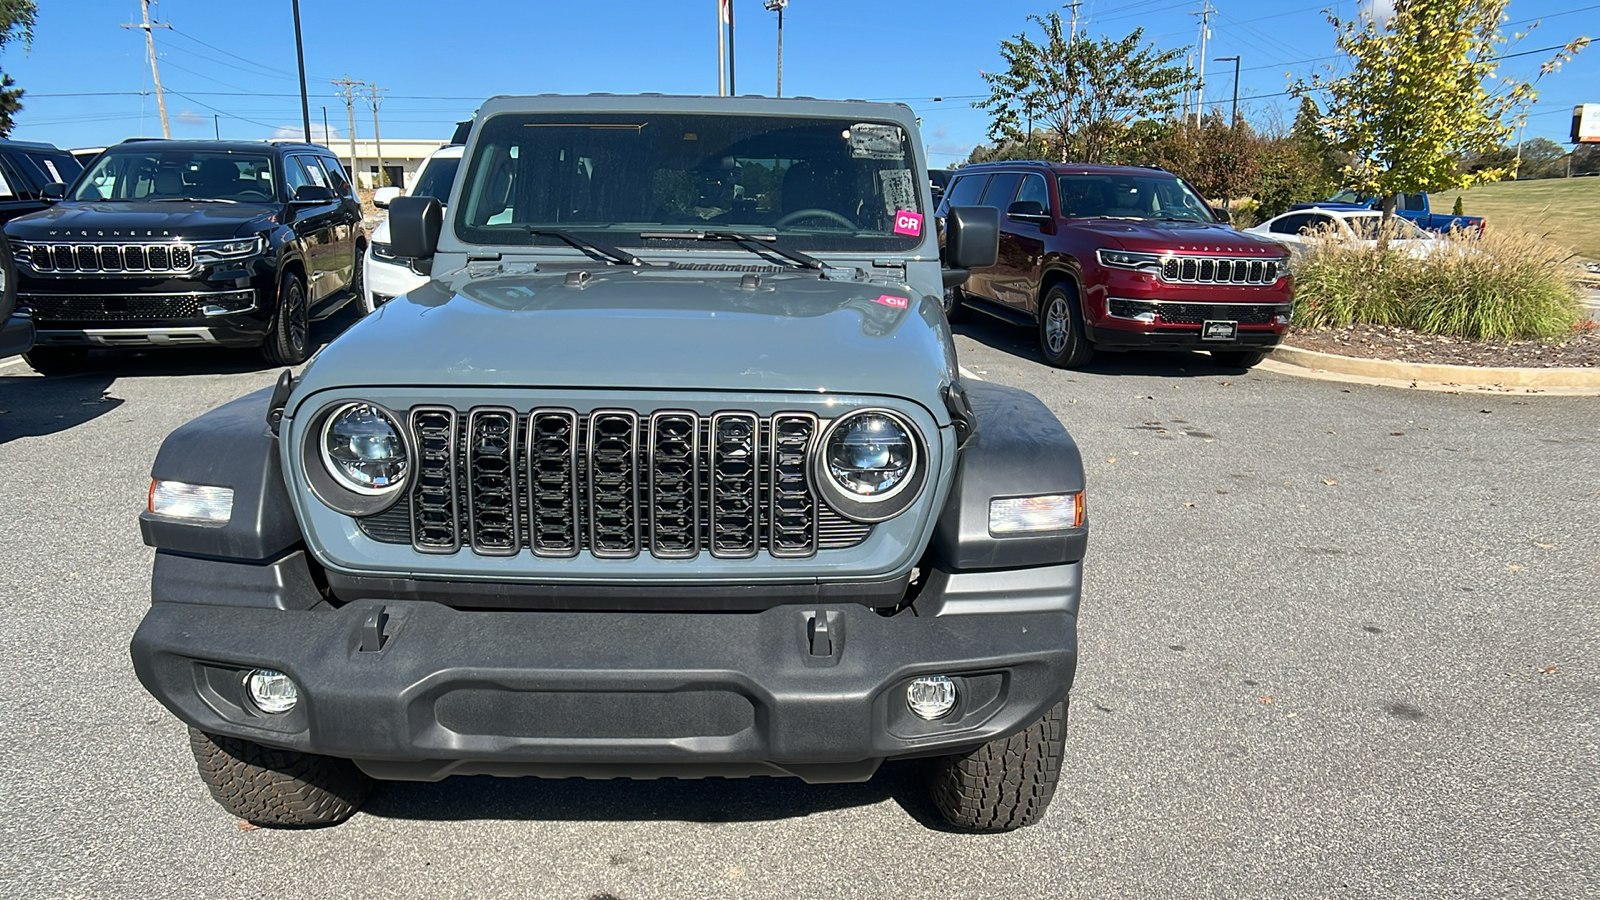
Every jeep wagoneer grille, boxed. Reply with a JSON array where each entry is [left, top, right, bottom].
[[358, 407, 872, 558], [20, 242, 196, 275], [1159, 256, 1280, 285]]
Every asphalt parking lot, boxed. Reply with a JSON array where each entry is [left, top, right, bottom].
[[1, 311, 1594, 900]]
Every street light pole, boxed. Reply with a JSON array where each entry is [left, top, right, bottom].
[[1214, 55, 1240, 129], [291, 0, 312, 143], [765, 0, 788, 98]]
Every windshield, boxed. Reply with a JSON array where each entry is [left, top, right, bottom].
[[1345, 215, 1431, 240], [71, 149, 276, 202], [1327, 189, 1372, 204], [453, 113, 925, 252], [410, 154, 461, 202], [1056, 173, 1214, 222]]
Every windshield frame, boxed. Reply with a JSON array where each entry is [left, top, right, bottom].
[[68, 147, 279, 204], [449, 111, 928, 255]]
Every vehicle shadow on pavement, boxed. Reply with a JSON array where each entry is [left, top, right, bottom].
[[0, 370, 123, 445], [952, 316, 1259, 378], [361, 760, 961, 829]]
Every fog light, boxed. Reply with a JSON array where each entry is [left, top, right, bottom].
[[907, 675, 958, 720], [245, 669, 298, 714], [148, 479, 234, 524]]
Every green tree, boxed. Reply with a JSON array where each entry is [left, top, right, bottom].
[[1302, 0, 1587, 216], [0, 0, 36, 136], [1515, 137, 1567, 179], [977, 13, 1191, 164], [1143, 113, 1260, 204]]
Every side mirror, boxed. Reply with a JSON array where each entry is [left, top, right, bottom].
[[389, 195, 442, 260], [40, 182, 66, 202], [1213, 206, 1232, 224], [292, 184, 335, 204], [372, 185, 401, 209], [1006, 199, 1051, 225], [942, 206, 999, 287]]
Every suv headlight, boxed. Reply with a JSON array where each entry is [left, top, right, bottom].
[[813, 409, 926, 523], [1096, 249, 1165, 271], [370, 241, 401, 262], [1276, 255, 1294, 278], [302, 401, 411, 516], [193, 236, 266, 261]]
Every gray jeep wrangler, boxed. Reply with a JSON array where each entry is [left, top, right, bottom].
[[130, 95, 1088, 832]]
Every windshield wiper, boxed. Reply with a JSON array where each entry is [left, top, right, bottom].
[[151, 197, 238, 204], [525, 228, 649, 267], [638, 229, 825, 271]]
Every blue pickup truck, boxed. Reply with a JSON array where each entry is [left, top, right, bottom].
[[1293, 191, 1485, 235]]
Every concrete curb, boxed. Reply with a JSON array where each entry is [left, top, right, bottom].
[[1265, 344, 1600, 395]]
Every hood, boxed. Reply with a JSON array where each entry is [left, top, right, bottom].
[[3, 201, 276, 241], [293, 267, 956, 417], [1073, 218, 1286, 256]]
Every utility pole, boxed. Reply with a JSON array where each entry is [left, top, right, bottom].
[[322, 107, 331, 146], [1183, 53, 1193, 122], [1214, 55, 1240, 129], [1064, 1, 1082, 44], [765, 0, 788, 98], [1191, 1, 1215, 126], [333, 76, 364, 186], [213, 114, 219, 140], [728, 0, 737, 96], [717, 0, 727, 96], [291, 0, 312, 143], [121, 0, 171, 138], [368, 84, 388, 187]]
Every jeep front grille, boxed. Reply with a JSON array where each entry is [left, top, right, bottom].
[[1159, 256, 1280, 285], [23, 242, 195, 275], [363, 407, 873, 558]]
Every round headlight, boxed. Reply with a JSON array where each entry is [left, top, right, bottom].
[[320, 402, 408, 494], [826, 412, 915, 498]]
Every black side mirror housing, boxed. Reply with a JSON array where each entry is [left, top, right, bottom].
[[389, 196, 442, 260], [292, 184, 335, 204], [942, 205, 999, 287], [1213, 206, 1232, 224], [40, 182, 66, 202]]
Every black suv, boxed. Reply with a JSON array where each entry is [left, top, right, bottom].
[[0, 140, 86, 359], [4, 140, 367, 374]]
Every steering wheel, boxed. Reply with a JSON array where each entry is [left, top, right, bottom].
[[235, 190, 270, 201], [775, 208, 855, 229]]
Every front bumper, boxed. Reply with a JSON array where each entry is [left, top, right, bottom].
[[1085, 268, 1292, 351], [131, 562, 1080, 782], [0, 313, 34, 358], [18, 265, 276, 349]]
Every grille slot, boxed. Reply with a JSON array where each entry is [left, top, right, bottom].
[[467, 408, 519, 555], [528, 410, 580, 557], [648, 412, 700, 558], [587, 411, 640, 558], [768, 414, 817, 558], [409, 407, 460, 553], [147, 245, 171, 270], [710, 412, 760, 559], [1161, 255, 1280, 285]]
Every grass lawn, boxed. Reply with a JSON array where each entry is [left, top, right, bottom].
[[1432, 177, 1600, 263]]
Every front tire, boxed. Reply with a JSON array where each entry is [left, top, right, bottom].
[[188, 728, 372, 827], [1038, 285, 1094, 368], [1210, 349, 1268, 369], [23, 346, 90, 375], [261, 273, 310, 366], [929, 700, 1067, 832]]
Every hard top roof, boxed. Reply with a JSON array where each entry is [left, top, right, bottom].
[[474, 93, 916, 122], [110, 138, 331, 154], [957, 160, 1177, 178]]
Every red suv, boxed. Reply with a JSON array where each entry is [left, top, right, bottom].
[[937, 161, 1293, 369]]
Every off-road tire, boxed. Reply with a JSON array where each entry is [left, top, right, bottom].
[[941, 284, 970, 324], [23, 346, 90, 375], [261, 273, 310, 366], [1210, 349, 1268, 369], [929, 700, 1067, 832], [0, 233, 17, 323], [188, 727, 372, 827], [1038, 285, 1094, 369]]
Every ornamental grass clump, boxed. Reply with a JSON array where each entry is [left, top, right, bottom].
[[1290, 222, 1586, 341]]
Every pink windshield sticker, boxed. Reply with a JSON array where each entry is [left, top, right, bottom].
[[893, 210, 924, 237], [872, 294, 909, 309]]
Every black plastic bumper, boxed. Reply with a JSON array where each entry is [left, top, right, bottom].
[[0, 313, 33, 359], [1086, 323, 1285, 351], [130, 567, 1079, 783]]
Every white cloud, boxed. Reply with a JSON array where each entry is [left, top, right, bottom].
[[1360, 0, 1397, 24], [270, 123, 340, 143], [176, 110, 206, 126]]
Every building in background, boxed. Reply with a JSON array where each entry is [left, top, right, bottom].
[[336, 138, 450, 190]]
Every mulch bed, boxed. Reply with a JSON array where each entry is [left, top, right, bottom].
[[1286, 324, 1600, 368]]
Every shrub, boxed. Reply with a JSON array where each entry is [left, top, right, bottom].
[[1291, 222, 1586, 340]]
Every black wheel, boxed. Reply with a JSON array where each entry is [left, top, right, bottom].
[[0, 232, 17, 323], [1210, 349, 1268, 369], [1037, 284, 1094, 368], [930, 700, 1067, 832], [941, 284, 970, 324], [261, 273, 310, 366], [188, 727, 372, 828], [23, 346, 90, 375]]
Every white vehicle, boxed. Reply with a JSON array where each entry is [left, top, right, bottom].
[[1246, 206, 1442, 256], [362, 144, 463, 310]]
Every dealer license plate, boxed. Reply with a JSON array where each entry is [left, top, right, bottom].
[[1201, 320, 1239, 341]]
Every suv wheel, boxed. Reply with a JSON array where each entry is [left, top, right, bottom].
[[929, 700, 1067, 832], [189, 727, 372, 827], [1038, 285, 1094, 369], [261, 273, 310, 366], [23, 347, 90, 375], [1210, 349, 1267, 369], [941, 285, 969, 324], [0, 234, 17, 323]]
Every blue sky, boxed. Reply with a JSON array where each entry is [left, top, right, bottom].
[[4, 0, 1595, 163]]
